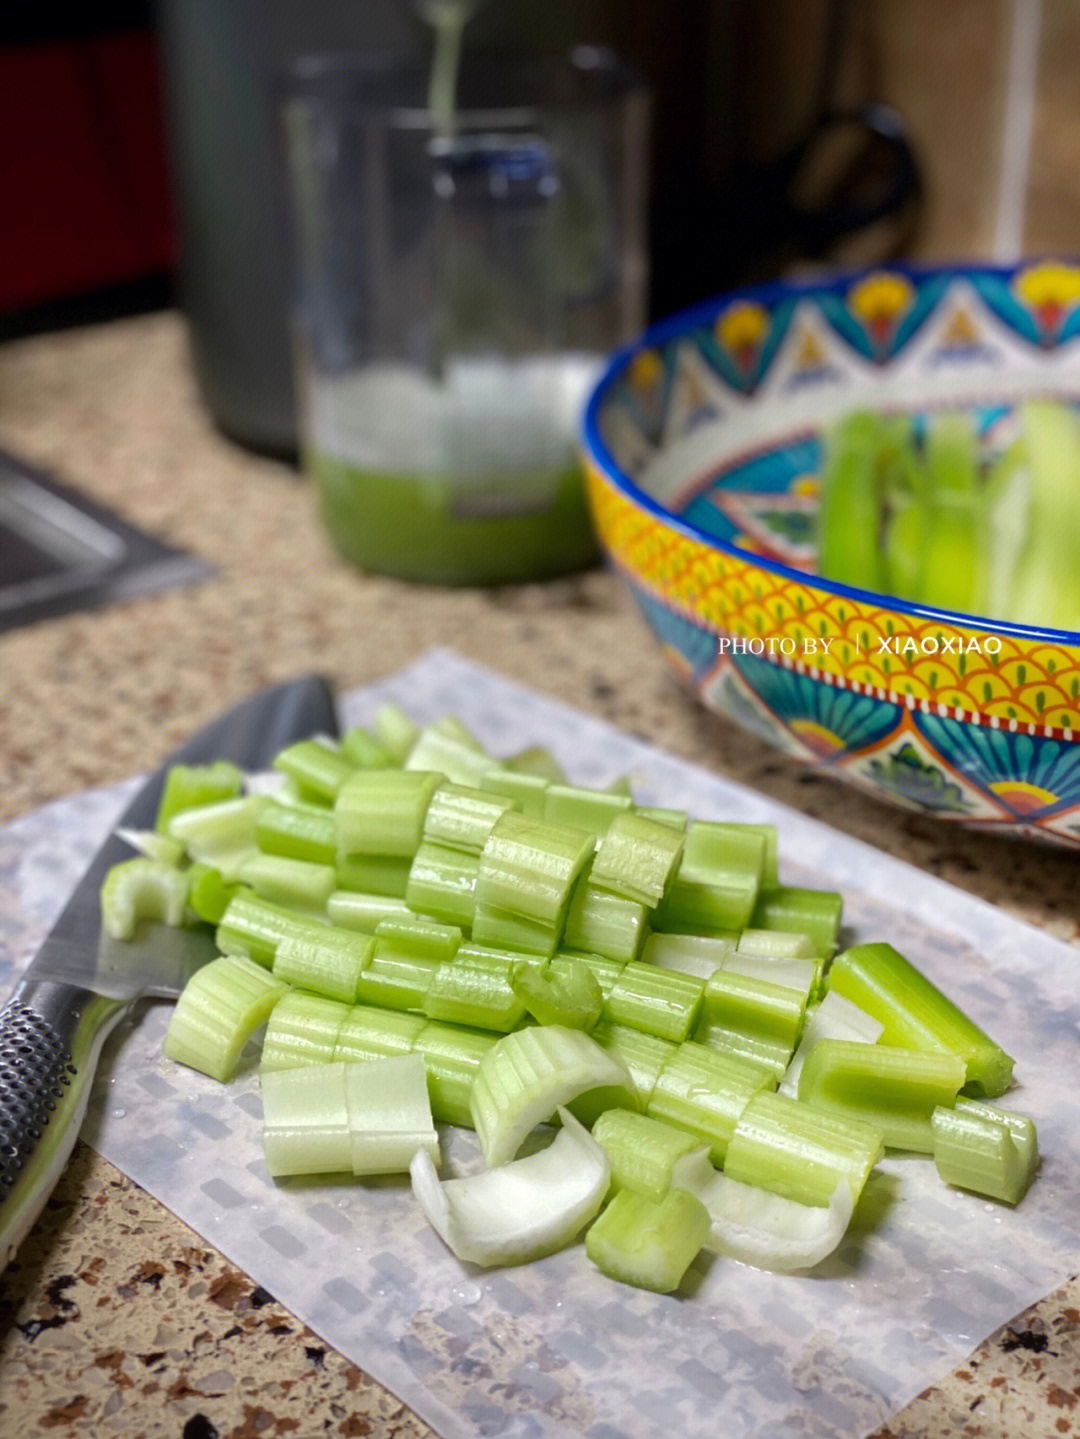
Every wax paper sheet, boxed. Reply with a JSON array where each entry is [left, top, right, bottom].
[[1, 649, 1078, 1439]]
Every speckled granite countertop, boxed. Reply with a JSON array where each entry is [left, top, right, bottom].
[[0, 312, 1077, 1438]]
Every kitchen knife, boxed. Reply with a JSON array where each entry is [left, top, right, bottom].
[[0, 673, 339, 1269]]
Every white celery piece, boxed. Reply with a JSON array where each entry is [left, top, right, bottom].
[[166, 795, 265, 880], [470, 1025, 635, 1167], [677, 1150, 854, 1271], [641, 932, 734, 979], [345, 1053, 440, 1175], [114, 827, 187, 866], [722, 953, 818, 995], [261, 1062, 352, 1177], [100, 857, 190, 940], [410, 1108, 609, 1267], [779, 990, 885, 1097], [736, 928, 816, 960]]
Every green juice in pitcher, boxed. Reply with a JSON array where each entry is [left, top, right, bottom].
[[307, 356, 602, 585]]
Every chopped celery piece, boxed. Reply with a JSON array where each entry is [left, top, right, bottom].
[[827, 942, 1014, 1096], [653, 821, 765, 934], [724, 1090, 884, 1207], [470, 1024, 634, 1167], [543, 783, 633, 835], [273, 738, 354, 803], [423, 783, 517, 853], [512, 957, 603, 1031], [736, 928, 816, 960], [797, 1038, 965, 1152], [186, 862, 242, 925], [722, 952, 820, 998], [405, 725, 499, 788], [423, 953, 528, 1032], [476, 812, 595, 927], [591, 1108, 705, 1202], [334, 1005, 426, 1064], [931, 1098, 1039, 1204], [405, 841, 479, 928], [261, 1061, 352, 1176], [345, 1053, 440, 1175], [481, 768, 550, 819], [260, 992, 350, 1071], [335, 853, 412, 898], [155, 760, 244, 833], [562, 875, 649, 964], [411, 1108, 609, 1267], [355, 953, 438, 1011], [326, 890, 412, 933], [702, 968, 809, 1050], [164, 954, 289, 1082], [678, 1153, 855, 1271], [413, 1020, 499, 1126], [559, 951, 626, 999], [646, 1041, 773, 1165], [575, 1020, 675, 1121], [585, 1185, 709, 1294], [721, 823, 779, 889], [373, 702, 420, 763], [237, 853, 336, 912], [780, 990, 884, 1096], [589, 811, 685, 908], [272, 927, 373, 1004], [335, 769, 443, 859], [167, 795, 265, 880], [636, 807, 687, 830], [339, 725, 393, 769], [603, 961, 705, 1044], [255, 800, 336, 864], [116, 827, 186, 866], [100, 857, 189, 940], [751, 885, 842, 957], [216, 890, 328, 967], [642, 931, 735, 978], [471, 900, 561, 958], [375, 915, 462, 964], [690, 1017, 792, 1081], [506, 745, 567, 782]]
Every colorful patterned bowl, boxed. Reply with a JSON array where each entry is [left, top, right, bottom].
[[581, 261, 1080, 847]]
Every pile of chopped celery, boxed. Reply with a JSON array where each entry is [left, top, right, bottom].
[[103, 704, 1039, 1295], [817, 398, 1080, 629]]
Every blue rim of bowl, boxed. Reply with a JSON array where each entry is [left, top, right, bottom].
[[582, 258, 1080, 648]]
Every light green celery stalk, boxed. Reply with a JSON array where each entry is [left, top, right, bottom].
[[826, 942, 1013, 1096], [816, 410, 887, 591], [585, 1186, 710, 1294], [645, 1041, 774, 1165], [1001, 399, 1080, 629], [931, 1097, 1039, 1204], [155, 760, 244, 834], [164, 954, 289, 1082], [512, 957, 603, 1030], [797, 1038, 966, 1152], [273, 738, 355, 803], [591, 1108, 706, 1202], [723, 1089, 884, 1208]]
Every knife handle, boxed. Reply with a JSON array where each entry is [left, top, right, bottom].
[[0, 979, 126, 1270]]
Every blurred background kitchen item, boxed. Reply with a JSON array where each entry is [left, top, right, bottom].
[[280, 47, 647, 584], [3, 1, 1074, 457]]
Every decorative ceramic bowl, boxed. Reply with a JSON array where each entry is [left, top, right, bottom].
[[581, 261, 1080, 847]]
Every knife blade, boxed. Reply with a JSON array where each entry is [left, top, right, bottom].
[[0, 673, 339, 1269]]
